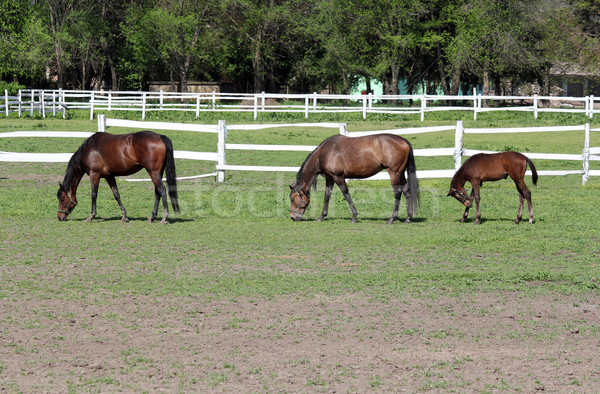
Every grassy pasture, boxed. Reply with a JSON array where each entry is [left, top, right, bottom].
[[1, 110, 600, 392]]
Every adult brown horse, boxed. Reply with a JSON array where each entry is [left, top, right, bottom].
[[289, 133, 419, 223], [57, 131, 179, 223], [447, 151, 537, 224]]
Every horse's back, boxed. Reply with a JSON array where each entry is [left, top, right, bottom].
[[464, 152, 528, 181], [318, 134, 412, 178], [85, 131, 166, 175]]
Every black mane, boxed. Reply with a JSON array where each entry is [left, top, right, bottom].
[[60, 135, 95, 192], [295, 136, 337, 191]]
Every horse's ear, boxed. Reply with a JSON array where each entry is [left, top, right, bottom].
[[289, 183, 295, 190], [58, 182, 64, 190], [446, 191, 452, 197]]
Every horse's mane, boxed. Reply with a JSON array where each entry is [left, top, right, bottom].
[[450, 165, 465, 188], [61, 135, 95, 191], [295, 136, 335, 191]]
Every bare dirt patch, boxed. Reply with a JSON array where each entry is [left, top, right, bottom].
[[1, 293, 599, 392]]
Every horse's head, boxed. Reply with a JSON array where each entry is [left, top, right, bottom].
[[447, 187, 473, 208], [289, 183, 310, 221], [57, 183, 78, 221]]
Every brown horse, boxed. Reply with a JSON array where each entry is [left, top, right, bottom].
[[57, 131, 179, 223], [289, 133, 419, 223], [447, 151, 537, 224]]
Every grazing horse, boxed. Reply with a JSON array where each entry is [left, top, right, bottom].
[[57, 131, 179, 223], [289, 133, 419, 223], [447, 151, 537, 224]]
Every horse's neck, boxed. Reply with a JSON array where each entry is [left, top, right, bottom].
[[299, 152, 320, 192], [63, 166, 84, 196], [451, 169, 467, 190]]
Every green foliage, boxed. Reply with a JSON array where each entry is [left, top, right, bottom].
[[0, 81, 25, 95], [1, 0, 597, 97]]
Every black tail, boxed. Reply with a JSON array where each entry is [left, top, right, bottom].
[[161, 135, 180, 213], [526, 157, 538, 186], [406, 144, 420, 215]]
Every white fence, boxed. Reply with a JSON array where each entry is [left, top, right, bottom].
[[2, 89, 599, 121], [1, 116, 599, 185]]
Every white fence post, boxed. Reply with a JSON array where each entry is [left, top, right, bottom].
[[253, 96, 258, 120], [582, 123, 590, 185], [589, 95, 594, 119], [454, 120, 464, 171], [362, 95, 367, 120], [30, 89, 34, 117], [533, 94, 539, 120], [339, 123, 348, 136], [313, 92, 317, 111], [196, 94, 200, 118], [89, 92, 95, 120], [97, 114, 106, 132], [60, 89, 65, 119], [4, 90, 8, 116], [108, 92, 112, 111], [473, 88, 478, 120], [217, 120, 227, 182], [40, 91, 46, 118], [420, 95, 426, 122], [18, 90, 22, 117], [51, 90, 56, 117], [142, 92, 147, 120], [305, 95, 309, 118]]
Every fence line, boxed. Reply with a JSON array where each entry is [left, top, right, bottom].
[[2, 89, 598, 121], [1, 116, 599, 184]]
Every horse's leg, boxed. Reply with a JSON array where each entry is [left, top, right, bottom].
[[317, 177, 334, 222], [149, 171, 169, 224], [514, 179, 533, 224], [460, 190, 474, 223], [472, 182, 482, 224], [401, 174, 412, 224], [106, 176, 129, 222], [334, 177, 358, 223], [86, 173, 100, 222], [386, 172, 403, 224]]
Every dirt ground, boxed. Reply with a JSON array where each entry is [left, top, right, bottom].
[[1, 293, 599, 392]]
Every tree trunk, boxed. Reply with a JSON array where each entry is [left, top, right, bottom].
[[482, 63, 490, 108], [253, 33, 265, 92]]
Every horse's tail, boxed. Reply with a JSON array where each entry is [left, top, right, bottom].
[[526, 156, 538, 186], [406, 143, 420, 215], [161, 135, 180, 213]]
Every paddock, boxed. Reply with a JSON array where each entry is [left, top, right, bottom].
[[1, 114, 599, 391]]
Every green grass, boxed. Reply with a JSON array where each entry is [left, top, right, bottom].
[[2, 111, 600, 392], [1, 109, 600, 300]]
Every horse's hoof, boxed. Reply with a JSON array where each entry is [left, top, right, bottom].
[[85, 217, 93, 223], [404, 218, 411, 224], [147, 217, 154, 223], [122, 217, 129, 223], [160, 219, 169, 224], [316, 216, 324, 222], [350, 218, 357, 224]]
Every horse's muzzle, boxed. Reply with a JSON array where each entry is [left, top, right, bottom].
[[290, 212, 303, 221]]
